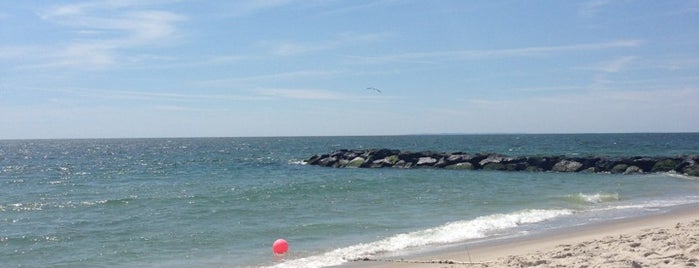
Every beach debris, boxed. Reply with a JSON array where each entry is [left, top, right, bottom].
[[272, 238, 289, 255]]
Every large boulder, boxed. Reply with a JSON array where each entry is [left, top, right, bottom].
[[417, 157, 438, 166], [477, 154, 524, 171], [652, 159, 679, 172], [368, 149, 400, 161], [445, 162, 474, 170], [611, 164, 629, 174], [346, 157, 366, 168], [624, 165, 644, 174], [682, 164, 699, 176], [526, 156, 561, 171], [552, 160, 584, 172], [630, 157, 656, 172]]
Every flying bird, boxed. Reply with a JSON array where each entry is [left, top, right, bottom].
[[366, 87, 381, 93]]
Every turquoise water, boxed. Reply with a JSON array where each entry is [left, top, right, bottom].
[[1, 134, 699, 267]]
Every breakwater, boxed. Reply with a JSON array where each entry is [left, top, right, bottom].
[[305, 149, 699, 176]]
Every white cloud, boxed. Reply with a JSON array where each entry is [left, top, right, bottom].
[[348, 40, 643, 64], [583, 56, 637, 73], [578, 0, 615, 17], [24, 86, 264, 103], [253, 87, 389, 101], [28, 1, 185, 70], [198, 70, 345, 87], [599, 56, 636, 72], [431, 87, 699, 133], [0, 46, 41, 60], [316, 0, 401, 16], [218, 0, 297, 17], [255, 88, 347, 100], [261, 32, 392, 56], [650, 57, 699, 71]]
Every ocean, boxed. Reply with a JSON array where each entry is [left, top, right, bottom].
[[1, 133, 699, 267]]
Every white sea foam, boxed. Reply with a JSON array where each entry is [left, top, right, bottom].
[[665, 171, 699, 181], [288, 160, 307, 165], [592, 196, 699, 212], [567, 192, 620, 204], [268, 209, 573, 268]]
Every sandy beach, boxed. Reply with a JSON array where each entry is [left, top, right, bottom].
[[340, 204, 699, 268]]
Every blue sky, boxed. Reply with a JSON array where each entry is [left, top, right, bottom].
[[1, 0, 698, 139]]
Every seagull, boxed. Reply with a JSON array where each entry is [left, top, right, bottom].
[[366, 87, 381, 93]]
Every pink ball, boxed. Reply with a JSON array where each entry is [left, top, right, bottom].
[[272, 238, 289, 254]]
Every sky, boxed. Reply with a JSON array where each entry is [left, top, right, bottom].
[[1, 0, 698, 139]]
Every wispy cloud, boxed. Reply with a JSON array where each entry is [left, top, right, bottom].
[[649, 57, 699, 71], [253, 87, 388, 101], [599, 56, 636, 72], [436, 87, 699, 133], [217, 0, 297, 17], [254, 88, 347, 100], [316, 0, 402, 16], [583, 56, 637, 73], [25, 1, 185, 69], [578, 0, 615, 17], [348, 40, 643, 64], [198, 70, 345, 87], [30, 86, 264, 103], [261, 32, 392, 56]]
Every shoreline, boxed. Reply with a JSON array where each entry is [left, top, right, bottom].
[[335, 203, 699, 267]]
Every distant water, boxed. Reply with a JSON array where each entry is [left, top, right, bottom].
[[2, 133, 699, 268]]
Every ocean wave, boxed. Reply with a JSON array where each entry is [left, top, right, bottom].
[[664, 171, 699, 181], [590, 196, 699, 212], [2, 199, 117, 212], [268, 208, 572, 268], [288, 160, 306, 165], [565, 192, 620, 204]]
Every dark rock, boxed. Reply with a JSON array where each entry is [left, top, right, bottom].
[[482, 162, 507, 170], [370, 149, 400, 161], [683, 164, 699, 177], [569, 157, 599, 170], [305, 154, 324, 165], [526, 156, 561, 171], [526, 166, 545, 172], [393, 160, 413, 168], [319, 156, 338, 167], [611, 164, 629, 174], [417, 157, 438, 166], [652, 159, 679, 172], [478, 154, 505, 165], [434, 157, 450, 168], [398, 151, 421, 163], [445, 162, 474, 170], [580, 167, 598, 173], [624, 165, 644, 174], [552, 160, 584, 172], [595, 157, 620, 172], [631, 157, 657, 172], [446, 153, 468, 162], [346, 157, 365, 168]]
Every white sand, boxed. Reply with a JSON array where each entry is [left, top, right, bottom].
[[341, 205, 699, 267]]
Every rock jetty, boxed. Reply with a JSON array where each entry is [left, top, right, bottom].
[[304, 149, 699, 177]]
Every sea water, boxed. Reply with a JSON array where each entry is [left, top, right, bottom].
[[1, 134, 699, 267]]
